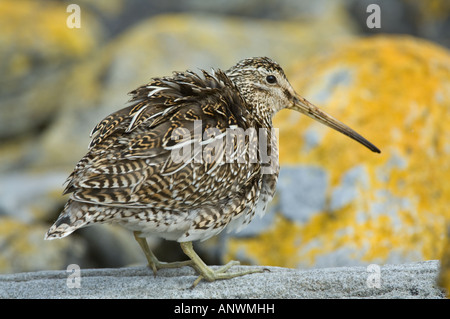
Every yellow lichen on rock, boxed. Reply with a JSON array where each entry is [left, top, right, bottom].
[[226, 36, 450, 268], [0, 0, 104, 141], [0, 0, 101, 61]]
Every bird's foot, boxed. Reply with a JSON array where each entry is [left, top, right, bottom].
[[147, 259, 195, 277], [134, 231, 194, 277], [190, 260, 265, 288], [180, 241, 264, 288]]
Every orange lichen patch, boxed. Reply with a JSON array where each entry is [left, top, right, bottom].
[[231, 36, 450, 268]]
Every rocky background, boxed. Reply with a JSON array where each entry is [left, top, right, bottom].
[[0, 0, 449, 295]]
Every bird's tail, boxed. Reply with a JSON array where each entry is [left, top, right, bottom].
[[44, 199, 93, 240]]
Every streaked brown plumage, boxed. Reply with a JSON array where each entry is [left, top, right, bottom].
[[45, 57, 380, 286]]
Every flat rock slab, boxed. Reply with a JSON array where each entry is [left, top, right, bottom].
[[0, 260, 445, 299]]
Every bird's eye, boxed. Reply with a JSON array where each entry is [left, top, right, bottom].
[[266, 75, 277, 84]]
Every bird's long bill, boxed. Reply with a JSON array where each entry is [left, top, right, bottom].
[[290, 95, 381, 153]]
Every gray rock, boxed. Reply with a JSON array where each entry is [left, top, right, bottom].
[[0, 171, 66, 221], [278, 166, 328, 223], [347, 0, 450, 48], [330, 165, 369, 211], [0, 260, 445, 298]]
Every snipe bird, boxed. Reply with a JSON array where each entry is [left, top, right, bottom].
[[45, 57, 380, 287]]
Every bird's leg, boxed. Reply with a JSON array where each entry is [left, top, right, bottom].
[[133, 231, 194, 276], [180, 241, 264, 288]]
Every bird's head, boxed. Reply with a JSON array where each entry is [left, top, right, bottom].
[[226, 57, 380, 153]]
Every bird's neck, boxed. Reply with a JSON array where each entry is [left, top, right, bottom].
[[244, 94, 276, 128], [229, 87, 273, 128]]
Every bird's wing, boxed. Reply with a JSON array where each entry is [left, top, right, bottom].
[[64, 69, 262, 210]]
